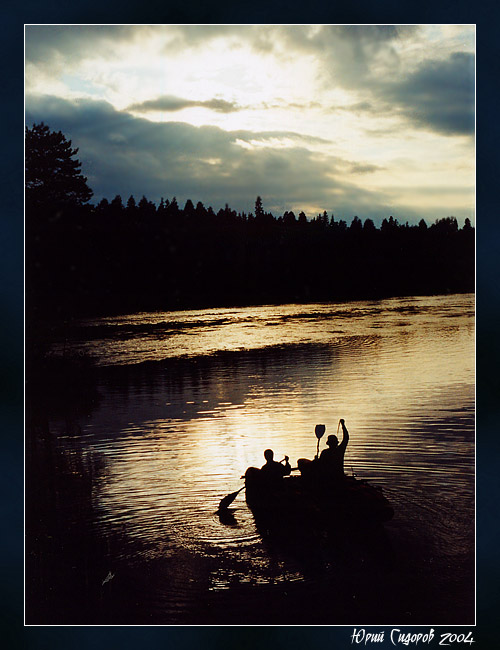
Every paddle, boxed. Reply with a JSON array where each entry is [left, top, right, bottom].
[[315, 423, 326, 459], [218, 455, 289, 511], [218, 486, 245, 511]]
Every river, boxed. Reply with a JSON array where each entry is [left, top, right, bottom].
[[26, 293, 475, 625]]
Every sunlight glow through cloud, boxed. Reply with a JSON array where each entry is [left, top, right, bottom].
[[25, 24, 475, 224]]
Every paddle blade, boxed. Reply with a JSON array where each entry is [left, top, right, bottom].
[[218, 486, 244, 511], [315, 424, 326, 439]]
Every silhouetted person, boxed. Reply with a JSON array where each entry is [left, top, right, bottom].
[[297, 419, 349, 484], [260, 449, 291, 487], [318, 419, 349, 480], [297, 424, 326, 476]]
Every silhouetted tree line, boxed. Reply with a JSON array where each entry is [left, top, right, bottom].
[[26, 123, 475, 321]]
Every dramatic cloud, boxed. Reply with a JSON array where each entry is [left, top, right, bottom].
[[328, 52, 475, 136], [25, 25, 475, 224], [128, 95, 242, 114], [348, 162, 384, 174], [25, 25, 152, 67], [26, 94, 394, 218], [279, 26, 474, 136], [381, 52, 475, 135]]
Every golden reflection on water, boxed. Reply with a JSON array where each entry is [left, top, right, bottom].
[[58, 293, 474, 368], [75, 294, 474, 561], [34, 294, 474, 624]]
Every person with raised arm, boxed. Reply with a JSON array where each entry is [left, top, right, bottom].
[[318, 419, 349, 480]]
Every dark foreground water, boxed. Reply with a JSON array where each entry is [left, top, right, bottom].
[[26, 294, 475, 625]]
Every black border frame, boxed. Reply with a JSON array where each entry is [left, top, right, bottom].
[[6, 5, 498, 648]]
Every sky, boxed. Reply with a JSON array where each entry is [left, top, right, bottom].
[[25, 24, 475, 225]]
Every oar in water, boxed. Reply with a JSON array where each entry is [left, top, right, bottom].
[[218, 486, 245, 511], [218, 455, 288, 511]]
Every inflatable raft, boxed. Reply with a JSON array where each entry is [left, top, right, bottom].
[[244, 466, 394, 528]]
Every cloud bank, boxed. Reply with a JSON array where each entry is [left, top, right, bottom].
[[26, 94, 397, 219], [128, 95, 242, 114], [25, 25, 475, 223]]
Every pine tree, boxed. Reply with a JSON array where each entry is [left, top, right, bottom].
[[255, 195, 264, 219], [25, 123, 93, 211]]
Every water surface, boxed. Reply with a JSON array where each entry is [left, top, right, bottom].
[[27, 294, 475, 625]]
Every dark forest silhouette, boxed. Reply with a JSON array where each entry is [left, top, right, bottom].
[[25, 123, 475, 323]]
